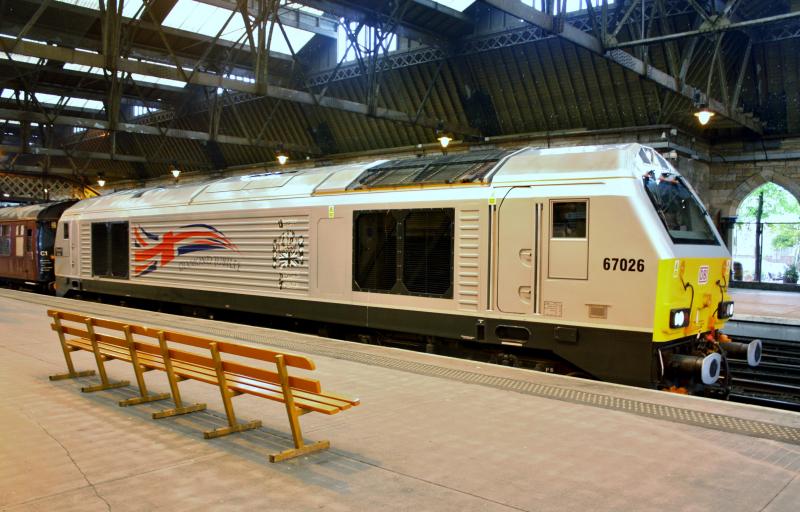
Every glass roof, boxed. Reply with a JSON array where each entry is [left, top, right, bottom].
[[521, 0, 614, 12], [432, 1, 475, 12], [0, 89, 104, 111], [56, 0, 146, 19], [163, 0, 316, 55]]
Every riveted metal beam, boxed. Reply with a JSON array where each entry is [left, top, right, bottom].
[[0, 35, 477, 136], [0, 107, 318, 154], [481, 0, 763, 134]]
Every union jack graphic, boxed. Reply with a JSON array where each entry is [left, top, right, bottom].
[[133, 224, 238, 277]]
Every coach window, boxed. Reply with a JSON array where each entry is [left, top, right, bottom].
[[0, 225, 9, 256], [353, 209, 454, 298], [25, 228, 33, 253], [91, 221, 130, 279]]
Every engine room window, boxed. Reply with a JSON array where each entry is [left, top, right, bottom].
[[552, 201, 587, 238], [91, 221, 130, 278], [353, 212, 397, 292], [403, 210, 454, 296], [353, 209, 454, 298]]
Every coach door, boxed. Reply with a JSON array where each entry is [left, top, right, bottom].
[[496, 188, 538, 314]]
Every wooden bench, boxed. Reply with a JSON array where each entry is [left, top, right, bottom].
[[47, 309, 360, 462]]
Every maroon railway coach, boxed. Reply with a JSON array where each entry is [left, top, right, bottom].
[[0, 201, 76, 290]]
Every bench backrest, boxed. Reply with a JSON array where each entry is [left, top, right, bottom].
[[48, 309, 322, 393]]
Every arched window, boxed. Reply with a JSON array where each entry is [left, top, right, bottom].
[[731, 183, 800, 283]]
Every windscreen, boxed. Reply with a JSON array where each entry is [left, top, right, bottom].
[[643, 171, 719, 245]]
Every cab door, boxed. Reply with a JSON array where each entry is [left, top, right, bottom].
[[496, 188, 536, 314]]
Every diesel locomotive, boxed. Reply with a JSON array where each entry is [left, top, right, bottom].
[[49, 143, 761, 394]]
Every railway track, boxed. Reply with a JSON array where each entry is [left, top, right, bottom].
[[725, 319, 800, 411]]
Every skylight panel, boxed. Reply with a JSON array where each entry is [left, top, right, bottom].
[[337, 22, 397, 62], [521, 0, 614, 13], [0, 89, 103, 111], [163, 0, 315, 54], [283, 2, 324, 16], [431, 0, 475, 12], [0, 53, 45, 65], [56, 0, 146, 19]]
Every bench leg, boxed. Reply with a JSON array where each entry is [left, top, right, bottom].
[[152, 331, 205, 419], [202, 342, 260, 439], [119, 326, 171, 407], [82, 380, 130, 393], [82, 319, 129, 392], [269, 440, 331, 463], [269, 355, 330, 463], [50, 370, 96, 381], [49, 316, 96, 381], [204, 420, 263, 439], [119, 392, 171, 407], [152, 403, 207, 419]]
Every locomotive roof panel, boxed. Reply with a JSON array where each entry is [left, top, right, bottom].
[[345, 149, 515, 191], [61, 143, 669, 216], [491, 144, 637, 186], [0, 200, 77, 221]]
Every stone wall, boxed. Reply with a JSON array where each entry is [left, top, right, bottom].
[[707, 161, 800, 218]]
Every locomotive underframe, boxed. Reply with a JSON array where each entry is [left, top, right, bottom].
[[62, 276, 662, 388]]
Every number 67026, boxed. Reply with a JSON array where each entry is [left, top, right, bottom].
[[603, 257, 645, 272]]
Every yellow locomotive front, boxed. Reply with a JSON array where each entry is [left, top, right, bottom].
[[640, 149, 761, 394]]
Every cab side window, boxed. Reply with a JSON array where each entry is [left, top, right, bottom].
[[552, 201, 587, 238]]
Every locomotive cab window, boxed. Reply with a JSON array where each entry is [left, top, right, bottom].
[[549, 200, 589, 280], [642, 172, 719, 245], [353, 209, 454, 298], [91, 221, 130, 278], [551, 202, 587, 238], [62, 222, 70, 239]]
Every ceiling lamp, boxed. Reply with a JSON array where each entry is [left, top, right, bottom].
[[276, 146, 288, 165], [169, 164, 181, 179], [435, 121, 452, 152], [694, 107, 715, 126], [97, 174, 106, 187]]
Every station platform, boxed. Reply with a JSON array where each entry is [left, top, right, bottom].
[[731, 288, 800, 325], [2, 289, 800, 512]]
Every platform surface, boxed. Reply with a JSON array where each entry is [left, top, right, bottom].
[[731, 288, 800, 325], [2, 289, 800, 512]]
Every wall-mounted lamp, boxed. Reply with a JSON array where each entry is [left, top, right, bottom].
[[97, 174, 106, 187], [169, 164, 181, 179]]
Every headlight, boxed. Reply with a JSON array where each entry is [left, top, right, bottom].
[[669, 308, 690, 329], [718, 301, 734, 319]]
